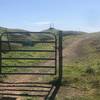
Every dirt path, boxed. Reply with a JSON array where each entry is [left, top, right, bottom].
[[63, 36, 90, 63]]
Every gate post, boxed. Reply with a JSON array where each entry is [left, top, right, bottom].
[[58, 31, 63, 81]]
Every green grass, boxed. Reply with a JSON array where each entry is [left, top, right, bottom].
[[58, 95, 100, 100], [56, 34, 100, 100], [2, 43, 54, 73], [1, 33, 100, 100]]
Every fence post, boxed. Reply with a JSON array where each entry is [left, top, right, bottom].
[[58, 31, 63, 81]]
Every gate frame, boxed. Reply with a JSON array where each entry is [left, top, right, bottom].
[[0, 31, 63, 100]]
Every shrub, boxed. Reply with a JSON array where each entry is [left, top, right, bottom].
[[85, 66, 95, 75]]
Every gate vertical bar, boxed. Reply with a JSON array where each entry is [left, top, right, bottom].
[[58, 31, 63, 81], [0, 36, 2, 74], [55, 35, 57, 75]]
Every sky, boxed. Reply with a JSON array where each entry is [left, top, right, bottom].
[[0, 0, 100, 32]]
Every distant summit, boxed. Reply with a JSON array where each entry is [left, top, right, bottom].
[[62, 30, 87, 36], [43, 27, 87, 35], [0, 26, 30, 36], [0, 26, 28, 32], [43, 27, 61, 34], [0, 26, 87, 36]]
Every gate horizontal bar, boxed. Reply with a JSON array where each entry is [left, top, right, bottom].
[[0, 73, 55, 75], [1, 65, 55, 68], [0, 93, 46, 97], [6, 31, 54, 34], [1, 50, 55, 52], [2, 57, 55, 60], [1, 40, 55, 43], [0, 85, 51, 88], [0, 89, 49, 92], [0, 82, 51, 84]]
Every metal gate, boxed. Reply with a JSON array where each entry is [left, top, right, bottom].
[[0, 31, 63, 100]]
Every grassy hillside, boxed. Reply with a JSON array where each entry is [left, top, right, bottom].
[[43, 27, 87, 36], [56, 33, 100, 100], [0, 26, 100, 100], [0, 26, 28, 32]]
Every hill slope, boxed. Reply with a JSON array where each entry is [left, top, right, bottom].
[[57, 33, 100, 100], [0, 26, 100, 100], [0, 26, 28, 32], [43, 27, 87, 35]]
